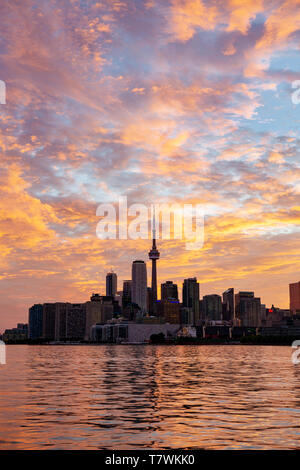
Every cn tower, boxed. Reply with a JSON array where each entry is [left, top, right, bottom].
[[148, 206, 160, 313]]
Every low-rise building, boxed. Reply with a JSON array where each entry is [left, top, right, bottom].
[[84, 294, 114, 341], [90, 322, 180, 343], [156, 299, 180, 323], [3, 324, 28, 342], [265, 306, 291, 327]]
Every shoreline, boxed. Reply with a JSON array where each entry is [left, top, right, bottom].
[[3, 339, 298, 346]]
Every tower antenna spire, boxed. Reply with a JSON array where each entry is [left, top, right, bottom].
[[149, 204, 160, 315], [152, 204, 156, 240]]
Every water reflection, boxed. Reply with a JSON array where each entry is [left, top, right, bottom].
[[0, 345, 299, 449]]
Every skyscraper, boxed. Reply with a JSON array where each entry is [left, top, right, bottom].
[[66, 303, 87, 341], [182, 278, 200, 324], [222, 288, 235, 321], [106, 272, 117, 298], [122, 280, 132, 308], [131, 260, 147, 313], [42, 303, 56, 340], [235, 291, 261, 327], [202, 294, 222, 321], [161, 281, 178, 301], [28, 304, 43, 340], [148, 208, 160, 313], [147, 287, 153, 314], [55, 302, 67, 341], [289, 281, 300, 315]]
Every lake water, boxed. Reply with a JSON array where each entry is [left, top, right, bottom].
[[0, 344, 299, 449]]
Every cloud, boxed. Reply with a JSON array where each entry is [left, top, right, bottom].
[[268, 151, 285, 164]]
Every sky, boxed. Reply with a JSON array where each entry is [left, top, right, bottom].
[[0, 0, 300, 330]]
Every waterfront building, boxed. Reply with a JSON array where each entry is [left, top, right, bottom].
[[106, 272, 117, 298], [156, 299, 180, 323], [202, 294, 222, 322], [265, 306, 291, 327], [28, 304, 43, 340], [235, 292, 261, 327], [3, 324, 28, 342], [84, 294, 114, 341], [182, 278, 200, 324], [66, 303, 87, 341], [222, 288, 234, 321], [131, 260, 147, 313], [290, 281, 300, 315], [90, 322, 180, 344], [42, 303, 56, 340], [180, 306, 193, 325], [55, 302, 67, 341]]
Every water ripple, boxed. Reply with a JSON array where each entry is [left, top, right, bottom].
[[0, 345, 299, 449]]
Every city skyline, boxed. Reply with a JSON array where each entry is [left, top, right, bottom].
[[1, 227, 298, 331], [1, 223, 299, 331]]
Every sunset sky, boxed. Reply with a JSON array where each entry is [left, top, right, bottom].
[[1, 0, 300, 330]]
